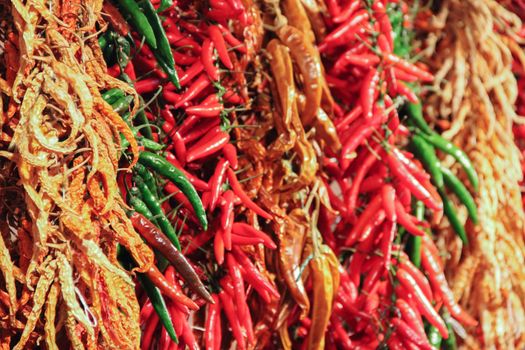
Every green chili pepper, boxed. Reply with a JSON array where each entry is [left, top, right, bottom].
[[137, 0, 179, 88], [116, 0, 157, 49], [438, 188, 468, 244], [441, 166, 478, 224], [442, 309, 457, 350], [411, 134, 444, 189], [135, 163, 159, 197], [139, 0, 174, 67], [420, 132, 479, 191], [102, 88, 125, 105], [139, 137, 165, 152], [102, 32, 116, 66], [137, 274, 178, 343], [138, 151, 208, 230], [426, 325, 443, 349], [128, 190, 159, 225], [111, 95, 134, 115], [408, 200, 425, 268], [155, 51, 181, 89], [157, 0, 173, 12], [404, 102, 433, 135], [134, 176, 182, 250]]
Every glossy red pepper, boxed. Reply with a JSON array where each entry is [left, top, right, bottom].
[[220, 190, 235, 250], [182, 119, 220, 144], [384, 53, 434, 82], [145, 265, 199, 310], [396, 268, 449, 338], [395, 199, 427, 236], [205, 295, 221, 350], [227, 168, 272, 220], [335, 105, 362, 131], [208, 25, 234, 69], [345, 193, 383, 245], [360, 68, 380, 119], [391, 317, 433, 350], [385, 149, 442, 211], [233, 246, 280, 299], [217, 24, 246, 53], [186, 128, 230, 162], [222, 144, 238, 170], [136, 77, 162, 94], [231, 222, 276, 249], [218, 289, 246, 350], [346, 146, 380, 212], [333, 0, 360, 23], [396, 298, 426, 338], [178, 61, 204, 87], [201, 39, 219, 81], [380, 220, 397, 269], [175, 74, 211, 108], [209, 158, 229, 210], [421, 246, 478, 327], [319, 10, 369, 52], [214, 230, 225, 265], [186, 103, 224, 117], [141, 312, 160, 350], [165, 152, 210, 191]]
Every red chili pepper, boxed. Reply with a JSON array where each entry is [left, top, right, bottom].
[[395, 199, 427, 236], [161, 106, 176, 125], [325, 0, 341, 17], [209, 25, 234, 69], [220, 190, 235, 250], [231, 234, 264, 246], [181, 317, 199, 350], [159, 324, 171, 350], [136, 77, 162, 94], [214, 230, 225, 265], [209, 158, 229, 210], [396, 81, 419, 103], [333, 0, 360, 23], [182, 119, 220, 144], [186, 128, 230, 162], [218, 289, 246, 350], [377, 33, 392, 53], [217, 24, 246, 53], [396, 298, 426, 338], [332, 319, 352, 350], [141, 312, 159, 350], [222, 90, 243, 104], [172, 131, 187, 164], [346, 146, 380, 212], [233, 246, 280, 300], [226, 168, 272, 220], [201, 39, 219, 81], [205, 295, 220, 350], [391, 318, 433, 350], [226, 253, 248, 319], [385, 149, 442, 211], [392, 67, 420, 82], [345, 194, 383, 245], [140, 299, 154, 326], [222, 144, 238, 170], [380, 221, 397, 269], [175, 74, 211, 108], [361, 258, 385, 293], [178, 61, 204, 87], [421, 246, 478, 327], [335, 105, 362, 131], [396, 269, 449, 338], [382, 184, 397, 221], [360, 68, 380, 119], [319, 10, 369, 52], [124, 61, 137, 80], [186, 103, 224, 117], [384, 53, 434, 82], [231, 222, 276, 249], [373, 2, 394, 50], [334, 53, 380, 73]]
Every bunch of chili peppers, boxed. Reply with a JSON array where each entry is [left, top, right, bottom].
[[100, 0, 282, 349], [312, 0, 479, 348], [95, 0, 484, 348]]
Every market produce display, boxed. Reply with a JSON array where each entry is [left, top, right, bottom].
[[0, 0, 524, 349]]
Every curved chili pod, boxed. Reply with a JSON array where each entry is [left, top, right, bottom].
[[138, 152, 208, 230]]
